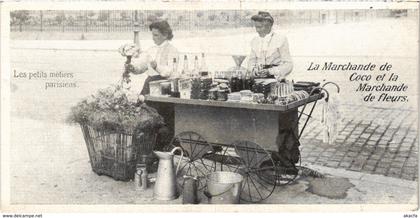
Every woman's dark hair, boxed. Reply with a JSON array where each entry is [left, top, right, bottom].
[[149, 20, 174, 40]]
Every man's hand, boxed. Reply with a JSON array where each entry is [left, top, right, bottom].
[[150, 61, 157, 70]]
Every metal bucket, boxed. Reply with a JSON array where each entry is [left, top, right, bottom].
[[205, 171, 243, 204]]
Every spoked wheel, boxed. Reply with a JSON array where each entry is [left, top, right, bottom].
[[167, 131, 216, 191], [219, 146, 242, 172], [259, 152, 299, 186], [224, 141, 277, 203]]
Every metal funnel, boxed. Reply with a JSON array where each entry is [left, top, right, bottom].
[[232, 55, 246, 67]]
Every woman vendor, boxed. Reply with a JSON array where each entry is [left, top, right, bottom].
[[248, 11, 293, 80], [249, 11, 299, 172], [125, 20, 179, 95], [125, 20, 179, 151]]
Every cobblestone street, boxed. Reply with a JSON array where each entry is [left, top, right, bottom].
[[300, 103, 418, 181]]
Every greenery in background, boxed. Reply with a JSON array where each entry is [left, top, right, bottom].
[[67, 85, 164, 134], [9, 10, 261, 32]]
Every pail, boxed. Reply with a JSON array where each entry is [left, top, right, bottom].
[[205, 171, 243, 204]]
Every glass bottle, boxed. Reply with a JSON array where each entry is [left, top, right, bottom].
[[171, 58, 180, 98], [182, 55, 189, 78], [230, 71, 239, 92], [238, 70, 244, 91], [172, 57, 178, 76], [199, 53, 209, 77], [244, 70, 251, 90], [193, 55, 199, 78]]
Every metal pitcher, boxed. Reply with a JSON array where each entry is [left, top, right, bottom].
[[153, 147, 184, 200]]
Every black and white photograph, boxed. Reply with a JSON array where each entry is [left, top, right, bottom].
[[0, 0, 419, 213]]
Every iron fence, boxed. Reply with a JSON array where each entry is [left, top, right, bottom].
[[10, 9, 401, 32]]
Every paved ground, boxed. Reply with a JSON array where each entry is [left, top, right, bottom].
[[300, 104, 418, 181], [7, 117, 418, 207]]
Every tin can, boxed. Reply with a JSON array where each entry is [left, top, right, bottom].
[[208, 88, 218, 100], [134, 164, 148, 190], [217, 90, 228, 101]]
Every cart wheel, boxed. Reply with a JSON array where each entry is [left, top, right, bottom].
[[259, 152, 299, 186], [219, 146, 242, 172], [169, 131, 216, 191], [230, 141, 277, 203]]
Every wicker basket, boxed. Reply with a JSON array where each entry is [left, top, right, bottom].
[[80, 124, 158, 181]]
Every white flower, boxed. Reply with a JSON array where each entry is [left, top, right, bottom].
[[86, 95, 95, 104], [126, 91, 139, 103], [118, 43, 141, 57]]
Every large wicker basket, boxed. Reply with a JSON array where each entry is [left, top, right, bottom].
[[80, 124, 158, 181]]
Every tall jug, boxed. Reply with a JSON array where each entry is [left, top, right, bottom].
[[153, 147, 184, 200]]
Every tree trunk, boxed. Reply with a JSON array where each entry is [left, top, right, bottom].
[[40, 11, 43, 32]]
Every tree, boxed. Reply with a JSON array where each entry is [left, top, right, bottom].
[[55, 13, 66, 32], [147, 14, 158, 23], [98, 11, 109, 22], [77, 14, 84, 21], [208, 14, 216, 21], [155, 11, 164, 17], [233, 12, 240, 21], [120, 11, 129, 21], [55, 14, 66, 25], [87, 11, 96, 19], [67, 15, 75, 26], [10, 10, 30, 31]]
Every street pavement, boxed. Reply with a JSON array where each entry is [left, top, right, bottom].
[[300, 103, 418, 181], [7, 117, 418, 207]]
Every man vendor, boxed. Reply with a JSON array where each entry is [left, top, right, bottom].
[[249, 11, 299, 171]]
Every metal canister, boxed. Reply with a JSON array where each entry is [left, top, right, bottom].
[[182, 176, 198, 204], [170, 78, 180, 97], [217, 90, 228, 101], [208, 88, 218, 100], [160, 81, 172, 95], [134, 163, 148, 190]]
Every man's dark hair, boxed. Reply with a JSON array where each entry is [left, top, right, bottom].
[[149, 20, 174, 40]]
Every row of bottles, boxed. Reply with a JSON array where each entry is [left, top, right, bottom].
[[171, 53, 208, 79], [213, 71, 254, 93], [230, 73, 254, 92]]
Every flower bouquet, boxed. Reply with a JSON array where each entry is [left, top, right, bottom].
[[68, 85, 164, 181]]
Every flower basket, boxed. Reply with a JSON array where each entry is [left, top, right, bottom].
[[68, 85, 165, 181], [80, 124, 158, 181]]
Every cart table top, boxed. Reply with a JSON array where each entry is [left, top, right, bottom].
[[145, 93, 323, 112]]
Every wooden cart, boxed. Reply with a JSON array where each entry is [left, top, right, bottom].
[[146, 91, 325, 203]]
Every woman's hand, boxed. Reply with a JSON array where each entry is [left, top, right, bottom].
[[255, 69, 270, 78], [125, 63, 136, 74], [150, 61, 157, 70]]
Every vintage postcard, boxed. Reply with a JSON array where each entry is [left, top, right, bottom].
[[0, 0, 419, 214]]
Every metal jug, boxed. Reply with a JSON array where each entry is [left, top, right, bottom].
[[182, 175, 198, 204], [153, 147, 184, 200]]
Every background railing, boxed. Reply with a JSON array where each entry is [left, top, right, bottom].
[[10, 9, 411, 33]]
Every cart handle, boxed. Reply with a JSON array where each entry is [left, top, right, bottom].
[[310, 87, 330, 102], [322, 82, 340, 93]]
